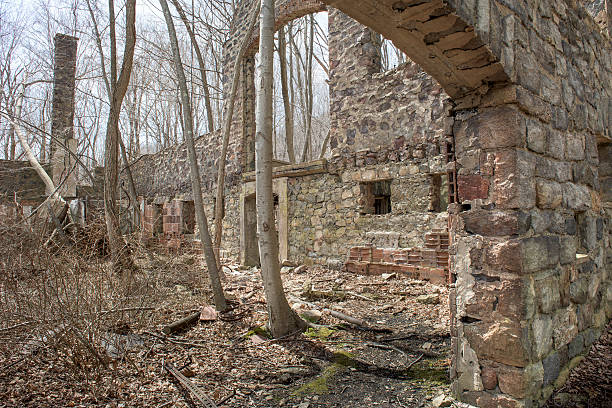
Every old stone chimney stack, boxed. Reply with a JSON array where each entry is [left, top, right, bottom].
[[51, 33, 78, 198]]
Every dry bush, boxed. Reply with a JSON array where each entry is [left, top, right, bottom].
[[0, 210, 157, 380]]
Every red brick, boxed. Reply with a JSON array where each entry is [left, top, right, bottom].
[[457, 174, 490, 201]]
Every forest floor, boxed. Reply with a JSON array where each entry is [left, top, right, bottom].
[[0, 246, 610, 408]]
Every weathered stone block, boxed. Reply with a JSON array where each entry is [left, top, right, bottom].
[[481, 364, 498, 390], [562, 183, 591, 211], [522, 236, 560, 273], [457, 175, 490, 201], [570, 277, 588, 304], [527, 120, 547, 153], [462, 210, 521, 236], [558, 237, 576, 265], [493, 149, 536, 209], [486, 240, 523, 274], [542, 351, 560, 386], [535, 275, 561, 314], [463, 321, 527, 367], [552, 308, 578, 349], [536, 178, 563, 209], [532, 315, 553, 359], [565, 133, 586, 160], [497, 365, 526, 399]]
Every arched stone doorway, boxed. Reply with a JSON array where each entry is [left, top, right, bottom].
[[223, 1, 612, 406]]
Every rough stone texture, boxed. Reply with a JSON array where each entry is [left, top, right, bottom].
[[0, 160, 49, 205], [51, 34, 78, 198], [129, 1, 612, 407]]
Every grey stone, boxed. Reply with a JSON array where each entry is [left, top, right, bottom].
[[542, 352, 561, 386], [568, 332, 585, 359], [560, 237, 577, 265], [523, 236, 560, 273], [570, 278, 589, 305], [532, 315, 553, 359]]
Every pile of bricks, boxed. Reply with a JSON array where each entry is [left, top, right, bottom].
[[344, 229, 449, 284]]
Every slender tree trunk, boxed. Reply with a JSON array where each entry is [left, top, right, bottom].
[[300, 16, 314, 163], [104, 0, 137, 273], [170, 0, 215, 133], [159, 0, 227, 311], [256, 0, 305, 338], [277, 27, 295, 163], [212, 0, 260, 267], [87, 0, 141, 235]]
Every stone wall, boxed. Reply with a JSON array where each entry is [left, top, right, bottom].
[[131, 0, 612, 406], [328, 10, 450, 155], [0, 160, 49, 204], [286, 161, 449, 268]]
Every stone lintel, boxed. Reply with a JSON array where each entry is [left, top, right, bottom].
[[241, 159, 328, 182]]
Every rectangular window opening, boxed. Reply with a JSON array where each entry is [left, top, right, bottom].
[[360, 180, 392, 215]]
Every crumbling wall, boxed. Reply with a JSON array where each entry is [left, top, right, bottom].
[[132, 0, 611, 406], [328, 10, 450, 155], [0, 160, 49, 204]]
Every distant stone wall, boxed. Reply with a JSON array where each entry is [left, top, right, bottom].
[[0, 160, 49, 204], [287, 161, 449, 267]]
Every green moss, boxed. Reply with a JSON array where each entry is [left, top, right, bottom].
[[407, 359, 450, 385], [304, 327, 336, 340], [292, 363, 346, 396], [244, 325, 271, 338], [291, 349, 356, 397]]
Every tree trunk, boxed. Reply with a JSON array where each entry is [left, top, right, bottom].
[[87, 0, 141, 237], [170, 0, 215, 133], [300, 15, 314, 163], [104, 0, 137, 273], [277, 27, 295, 163], [213, 0, 261, 268], [159, 0, 227, 312], [255, 0, 305, 338]]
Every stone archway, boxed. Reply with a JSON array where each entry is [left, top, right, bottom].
[[223, 1, 612, 406]]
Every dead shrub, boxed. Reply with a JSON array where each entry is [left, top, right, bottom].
[[0, 211, 155, 383]]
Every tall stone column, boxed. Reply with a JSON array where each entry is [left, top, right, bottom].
[[51, 33, 78, 198]]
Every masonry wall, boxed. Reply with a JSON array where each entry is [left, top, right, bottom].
[[287, 160, 449, 268]]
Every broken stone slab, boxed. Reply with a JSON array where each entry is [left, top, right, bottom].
[[200, 306, 217, 322], [300, 309, 323, 323], [281, 266, 294, 274], [416, 294, 440, 304], [431, 393, 453, 407], [382, 272, 397, 281]]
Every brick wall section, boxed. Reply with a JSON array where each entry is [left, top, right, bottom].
[[345, 229, 449, 285]]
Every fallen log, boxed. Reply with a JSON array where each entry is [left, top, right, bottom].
[[289, 295, 392, 333], [162, 311, 201, 335], [164, 361, 218, 408]]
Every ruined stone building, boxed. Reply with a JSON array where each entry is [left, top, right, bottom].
[[131, 1, 612, 406], [0, 0, 610, 407]]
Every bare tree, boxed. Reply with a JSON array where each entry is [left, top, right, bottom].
[[103, 0, 137, 273], [170, 0, 215, 133], [213, 0, 260, 268], [277, 26, 295, 163], [159, 0, 227, 312], [256, 0, 305, 338]]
